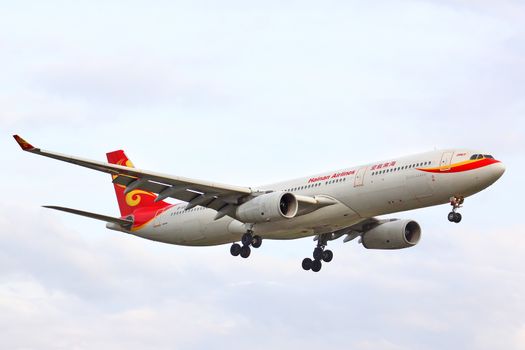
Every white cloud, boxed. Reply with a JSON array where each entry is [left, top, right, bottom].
[[1, 1, 524, 349], [1, 202, 525, 349]]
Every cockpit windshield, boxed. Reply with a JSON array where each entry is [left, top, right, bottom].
[[470, 154, 494, 160]]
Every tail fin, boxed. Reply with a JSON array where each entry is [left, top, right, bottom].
[[106, 150, 170, 216]]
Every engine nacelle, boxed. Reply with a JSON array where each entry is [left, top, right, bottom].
[[361, 220, 421, 250], [236, 192, 298, 223]]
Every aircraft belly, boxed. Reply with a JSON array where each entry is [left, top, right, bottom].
[[253, 203, 360, 240], [169, 213, 242, 246]]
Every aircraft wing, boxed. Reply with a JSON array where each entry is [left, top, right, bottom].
[[14, 135, 332, 217]]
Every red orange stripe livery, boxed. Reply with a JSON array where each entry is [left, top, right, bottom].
[[417, 158, 500, 173]]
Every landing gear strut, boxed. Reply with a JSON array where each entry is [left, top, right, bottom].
[[230, 231, 263, 259], [302, 234, 334, 272], [448, 196, 464, 223]]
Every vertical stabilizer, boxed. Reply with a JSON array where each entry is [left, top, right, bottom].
[[106, 150, 170, 217]]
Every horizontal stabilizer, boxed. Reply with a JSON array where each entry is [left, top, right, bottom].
[[43, 205, 133, 228]]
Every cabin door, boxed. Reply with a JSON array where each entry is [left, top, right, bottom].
[[354, 167, 368, 187], [439, 151, 454, 171]]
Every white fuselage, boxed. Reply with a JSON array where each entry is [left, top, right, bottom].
[[125, 149, 505, 246]]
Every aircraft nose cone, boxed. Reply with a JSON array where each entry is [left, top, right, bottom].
[[493, 161, 506, 180]]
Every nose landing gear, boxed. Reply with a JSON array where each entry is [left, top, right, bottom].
[[230, 231, 263, 259], [448, 196, 464, 223], [302, 234, 334, 272]]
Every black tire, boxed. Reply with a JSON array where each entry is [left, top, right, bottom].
[[252, 235, 263, 248], [240, 245, 251, 258], [454, 212, 462, 223], [241, 233, 253, 246], [313, 247, 324, 260], [302, 258, 313, 271], [311, 259, 322, 272], [448, 212, 456, 222], [322, 250, 333, 263], [230, 243, 241, 256]]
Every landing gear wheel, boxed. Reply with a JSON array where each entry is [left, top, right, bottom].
[[311, 259, 322, 272], [302, 233, 335, 272], [252, 235, 263, 248], [448, 196, 464, 224], [241, 233, 253, 246], [313, 247, 324, 261], [322, 250, 333, 263], [230, 243, 241, 256], [240, 245, 251, 258], [302, 258, 313, 271]]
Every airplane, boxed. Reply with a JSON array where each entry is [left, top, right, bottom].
[[13, 135, 505, 272]]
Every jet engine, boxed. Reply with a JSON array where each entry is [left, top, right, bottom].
[[361, 220, 421, 249], [236, 192, 298, 223]]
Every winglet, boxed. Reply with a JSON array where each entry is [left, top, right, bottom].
[[13, 135, 36, 151]]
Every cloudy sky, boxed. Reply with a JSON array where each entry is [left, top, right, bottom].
[[1, 1, 524, 349]]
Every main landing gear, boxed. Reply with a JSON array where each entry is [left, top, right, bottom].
[[230, 231, 263, 259], [302, 234, 333, 273], [448, 196, 464, 223]]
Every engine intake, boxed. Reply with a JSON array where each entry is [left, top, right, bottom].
[[236, 192, 298, 223], [361, 219, 421, 250]]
